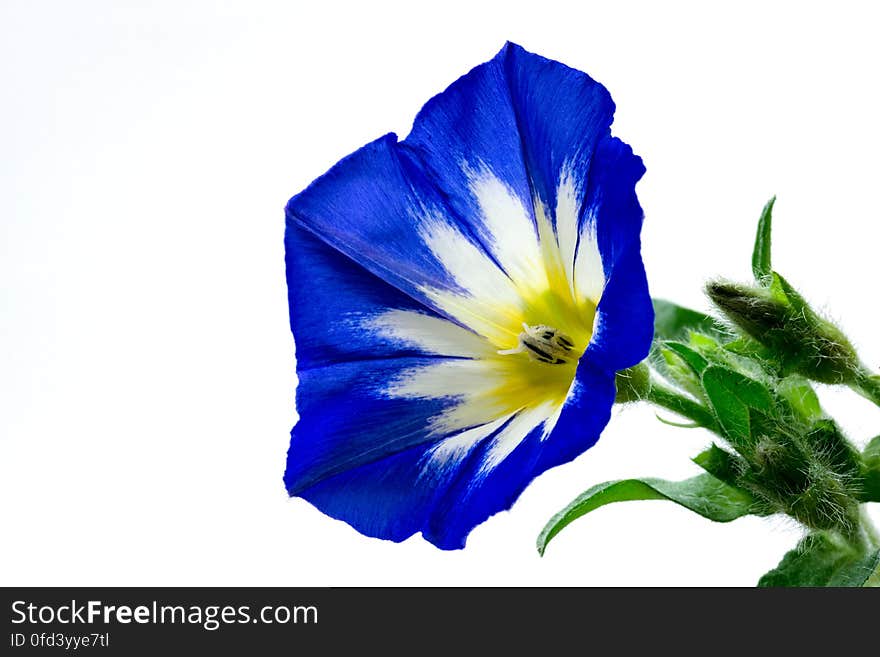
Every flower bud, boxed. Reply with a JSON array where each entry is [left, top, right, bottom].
[[705, 278, 860, 385]]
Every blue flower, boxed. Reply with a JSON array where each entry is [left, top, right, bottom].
[[283, 42, 653, 550]]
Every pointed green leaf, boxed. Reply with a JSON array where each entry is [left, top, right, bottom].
[[693, 444, 742, 487], [705, 366, 774, 410], [758, 532, 880, 587], [537, 473, 757, 555], [704, 387, 748, 444], [689, 332, 724, 351], [658, 347, 704, 399], [772, 271, 811, 315], [777, 376, 822, 422], [752, 196, 776, 281], [652, 298, 721, 341], [723, 336, 774, 361], [664, 341, 710, 376], [860, 435, 880, 502], [701, 366, 774, 445]]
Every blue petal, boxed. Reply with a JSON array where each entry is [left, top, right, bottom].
[[425, 362, 616, 548], [298, 441, 447, 544], [284, 42, 652, 549], [284, 225, 618, 548], [285, 358, 451, 495], [286, 222, 442, 370], [285, 222, 486, 490], [535, 363, 616, 472], [293, 361, 616, 550], [501, 42, 615, 219], [402, 44, 536, 266], [287, 134, 495, 321], [402, 42, 617, 261], [585, 136, 654, 372]]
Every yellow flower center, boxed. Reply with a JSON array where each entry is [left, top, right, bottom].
[[473, 283, 597, 418]]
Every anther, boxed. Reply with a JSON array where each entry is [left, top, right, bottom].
[[498, 323, 576, 365]]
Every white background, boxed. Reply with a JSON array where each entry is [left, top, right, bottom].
[[2, 1, 879, 587]]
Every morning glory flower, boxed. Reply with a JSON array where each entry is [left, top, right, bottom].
[[283, 42, 653, 549]]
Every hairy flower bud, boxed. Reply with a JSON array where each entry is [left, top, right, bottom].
[[705, 278, 860, 385]]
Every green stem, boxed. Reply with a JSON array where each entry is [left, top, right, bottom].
[[644, 381, 722, 435], [851, 368, 880, 407]]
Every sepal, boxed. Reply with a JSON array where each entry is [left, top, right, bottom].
[[692, 444, 745, 488], [751, 196, 775, 281]]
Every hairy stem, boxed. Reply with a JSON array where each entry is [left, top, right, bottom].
[[851, 368, 880, 408]]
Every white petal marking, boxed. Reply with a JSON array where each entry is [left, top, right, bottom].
[[385, 359, 512, 433], [387, 358, 494, 400], [417, 215, 524, 343], [555, 168, 582, 298], [418, 216, 520, 306], [376, 169, 597, 482], [468, 170, 547, 290], [361, 310, 493, 359], [418, 415, 512, 484], [573, 210, 605, 305], [480, 402, 558, 474], [533, 198, 567, 288]]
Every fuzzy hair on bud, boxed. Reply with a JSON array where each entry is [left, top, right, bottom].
[[705, 278, 860, 385]]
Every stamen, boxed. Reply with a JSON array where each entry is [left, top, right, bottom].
[[498, 323, 577, 365]]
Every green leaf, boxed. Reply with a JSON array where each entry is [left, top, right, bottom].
[[689, 332, 723, 351], [777, 376, 822, 422], [658, 346, 704, 399], [701, 366, 775, 445], [705, 367, 774, 410], [752, 196, 776, 281], [723, 336, 774, 361], [758, 532, 880, 587], [652, 298, 721, 341], [772, 271, 811, 316], [860, 435, 880, 503], [693, 444, 742, 486], [664, 341, 710, 376], [537, 473, 757, 555]]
